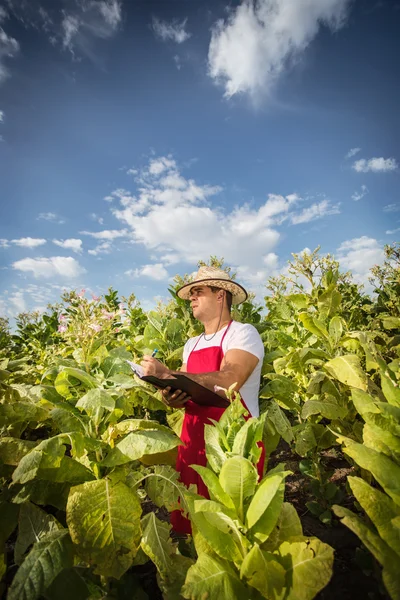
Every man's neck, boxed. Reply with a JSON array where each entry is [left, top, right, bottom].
[[202, 313, 232, 335]]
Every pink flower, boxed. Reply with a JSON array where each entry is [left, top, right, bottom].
[[101, 309, 114, 320], [58, 325, 67, 333], [92, 294, 100, 302], [59, 314, 66, 322], [89, 323, 102, 332], [77, 289, 86, 297], [115, 328, 120, 333], [118, 303, 124, 309]]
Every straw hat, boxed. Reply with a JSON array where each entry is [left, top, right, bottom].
[[176, 266, 248, 305]]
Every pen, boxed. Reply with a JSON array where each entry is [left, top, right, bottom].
[[151, 349, 158, 358]]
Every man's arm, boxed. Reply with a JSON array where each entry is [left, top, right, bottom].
[[169, 349, 259, 397]]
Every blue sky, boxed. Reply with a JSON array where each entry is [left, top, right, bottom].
[[0, 0, 399, 317]]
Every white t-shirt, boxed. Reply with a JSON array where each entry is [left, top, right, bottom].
[[182, 321, 264, 417]]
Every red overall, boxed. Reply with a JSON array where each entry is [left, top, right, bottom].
[[170, 321, 265, 534]]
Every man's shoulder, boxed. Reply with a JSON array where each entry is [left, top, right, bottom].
[[230, 321, 261, 336]]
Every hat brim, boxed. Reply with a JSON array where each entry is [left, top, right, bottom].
[[176, 278, 248, 305]]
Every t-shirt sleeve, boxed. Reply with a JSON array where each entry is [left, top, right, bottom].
[[224, 324, 264, 361]]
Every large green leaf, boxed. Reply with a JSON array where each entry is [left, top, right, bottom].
[[54, 367, 98, 399], [240, 543, 285, 599], [0, 501, 19, 547], [343, 440, 400, 506], [264, 502, 303, 550], [7, 529, 74, 600], [145, 465, 183, 512], [347, 476, 400, 556], [140, 513, 173, 578], [219, 456, 257, 522], [301, 396, 347, 420], [318, 288, 342, 319], [298, 314, 329, 340], [67, 478, 142, 579], [181, 553, 248, 600], [277, 538, 334, 600], [266, 400, 294, 443], [44, 568, 90, 600], [191, 465, 235, 510], [15, 502, 60, 565], [0, 438, 38, 466], [246, 465, 289, 530], [204, 423, 227, 474], [75, 389, 115, 418], [333, 506, 400, 600], [324, 355, 367, 391], [0, 403, 48, 427], [363, 422, 400, 463], [101, 356, 132, 379], [12, 437, 66, 484], [293, 423, 317, 457], [101, 429, 181, 467], [50, 405, 88, 435], [112, 418, 172, 437], [381, 372, 400, 408], [328, 315, 343, 344]]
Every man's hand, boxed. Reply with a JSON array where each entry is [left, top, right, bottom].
[[161, 387, 190, 408], [141, 355, 170, 378]]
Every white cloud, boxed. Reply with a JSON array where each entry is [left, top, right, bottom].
[[383, 203, 400, 213], [11, 237, 47, 248], [108, 155, 332, 289], [126, 263, 169, 281], [351, 184, 368, 202], [0, 25, 20, 83], [37, 212, 65, 224], [8, 291, 26, 314], [90, 213, 104, 225], [0, 110, 4, 122], [346, 147, 361, 159], [353, 157, 398, 173], [0, 239, 9, 248], [52, 238, 83, 253], [61, 0, 122, 55], [152, 17, 191, 44], [88, 241, 112, 256], [208, 0, 351, 99], [336, 236, 385, 291], [386, 228, 400, 236], [290, 199, 341, 225], [12, 256, 86, 279], [80, 228, 128, 240]]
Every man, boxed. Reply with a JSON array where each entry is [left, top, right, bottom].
[[141, 266, 265, 533]]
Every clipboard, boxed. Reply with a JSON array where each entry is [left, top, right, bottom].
[[126, 362, 229, 408]]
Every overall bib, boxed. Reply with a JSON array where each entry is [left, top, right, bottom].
[[170, 321, 265, 534]]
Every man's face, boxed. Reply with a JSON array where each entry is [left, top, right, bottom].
[[189, 285, 220, 321]]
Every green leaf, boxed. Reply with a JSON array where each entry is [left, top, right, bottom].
[[333, 505, 400, 600], [298, 313, 329, 340], [12, 437, 66, 485], [381, 372, 400, 408], [12, 481, 71, 512], [181, 553, 248, 600], [0, 438, 38, 466], [15, 502, 60, 565], [190, 465, 235, 510], [0, 501, 19, 546], [7, 529, 74, 600], [44, 568, 90, 600], [277, 538, 334, 600], [382, 317, 400, 330], [101, 429, 181, 467], [328, 316, 343, 345], [219, 456, 257, 522], [324, 354, 367, 391], [301, 396, 347, 420], [246, 465, 289, 530], [266, 400, 294, 443], [264, 502, 303, 550], [0, 403, 48, 427], [318, 288, 342, 319], [67, 478, 142, 579], [140, 513, 173, 578], [347, 476, 400, 556], [112, 418, 173, 437], [165, 319, 184, 344], [204, 423, 227, 474], [76, 389, 115, 417], [101, 356, 132, 379], [166, 409, 185, 438], [54, 367, 98, 399], [50, 406, 88, 435], [145, 465, 183, 512], [343, 440, 400, 506], [240, 543, 285, 599], [293, 423, 317, 457], [363, 422, 400, 463]]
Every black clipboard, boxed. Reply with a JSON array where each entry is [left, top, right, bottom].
[[142, 373, 229, 408]]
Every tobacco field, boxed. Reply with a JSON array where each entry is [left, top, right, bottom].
[[0, 245, 399, 600]]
